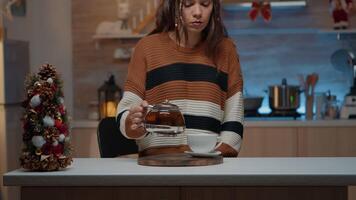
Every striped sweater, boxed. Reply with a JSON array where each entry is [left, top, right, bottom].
[[116, 32, 244, 156]]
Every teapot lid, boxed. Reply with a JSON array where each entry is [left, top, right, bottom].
[[151, 100, 179, 111]]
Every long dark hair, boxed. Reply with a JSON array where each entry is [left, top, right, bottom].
[[150, 0, 228, 62]]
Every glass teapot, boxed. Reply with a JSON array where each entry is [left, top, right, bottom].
[[144, 100, 185, 136]]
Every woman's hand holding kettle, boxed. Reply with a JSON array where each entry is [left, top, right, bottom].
[[125, 100, 149, 138]]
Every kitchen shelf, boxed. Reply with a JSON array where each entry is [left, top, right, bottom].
[[93, 34, 145, 40], [93, 33, 146, 49]]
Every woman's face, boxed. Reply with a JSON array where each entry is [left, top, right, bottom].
[[181, 0, 213, 34]]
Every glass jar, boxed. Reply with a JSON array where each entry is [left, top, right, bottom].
[[324, 95, 339, 120], [314, 92, 327, 120]]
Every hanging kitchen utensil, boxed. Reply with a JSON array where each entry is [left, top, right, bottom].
[[330, 49, 356, 92], [331, 49, 355, 73]]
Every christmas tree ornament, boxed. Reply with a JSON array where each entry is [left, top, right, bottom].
[[43, 115, 55, 127], [52, 140, 59, 146], [38, 64, 57, 80], [330, 0, 353, 29], [20, 64, 72, 171], [58, 97, 64, 105], [35, 149, 42, 155], [47, 78, 53, 84], [32, 135, 46, 148], [58, 134, 65, 142], [29, 94, 41, 108], [248, 0, 272, 22], [55, 119, 62, 128], [59, 105, 66, 115], [34, 81, 41, 87]]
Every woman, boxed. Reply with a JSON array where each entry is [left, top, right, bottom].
[[116, 0, 244, 157]]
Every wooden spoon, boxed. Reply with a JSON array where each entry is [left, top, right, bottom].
[[306, 74, 313, 96], [310, 73, 319, 96]]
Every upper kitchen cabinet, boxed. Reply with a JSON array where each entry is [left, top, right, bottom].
[[222, 0, 356, 35]]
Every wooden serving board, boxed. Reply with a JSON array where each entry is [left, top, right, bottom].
[[137, 153, 223, 167]]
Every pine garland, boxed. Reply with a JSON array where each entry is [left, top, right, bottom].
[[20, 64, 73, 171]]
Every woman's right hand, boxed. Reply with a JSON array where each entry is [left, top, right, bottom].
[[125, 100, 149, 138]]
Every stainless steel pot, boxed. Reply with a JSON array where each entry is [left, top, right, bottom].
[[268, 78, 301, 111]]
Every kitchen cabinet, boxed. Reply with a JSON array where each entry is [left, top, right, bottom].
[[298, 127, 356, 157], [239, 127, 298, 157], [238, 125, 356, 157], [21, 187, 180, 200], [20, 186, 347, 200], [181, 187, 346, 200]]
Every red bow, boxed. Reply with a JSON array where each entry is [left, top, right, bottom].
[[249, 1, 272, 22]]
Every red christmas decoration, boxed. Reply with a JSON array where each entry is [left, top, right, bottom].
[[59, 105, 66, 115], [249, 0, 272, 22], [330, 0, 354, 29]]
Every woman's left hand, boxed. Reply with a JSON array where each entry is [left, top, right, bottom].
[[215, 143, 238, 157]]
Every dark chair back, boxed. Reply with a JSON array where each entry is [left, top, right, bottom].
[[97, 117, 138, 158]]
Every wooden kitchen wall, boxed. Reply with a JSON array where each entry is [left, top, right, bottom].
[[72, 0, 151, 119]]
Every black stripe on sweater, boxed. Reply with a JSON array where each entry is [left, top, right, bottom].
[[221, 121, 244, 138], [184, 115, 221, 134], [146, 63, 228, 92]]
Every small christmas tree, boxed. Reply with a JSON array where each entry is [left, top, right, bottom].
[[20, 64, 72, 171]]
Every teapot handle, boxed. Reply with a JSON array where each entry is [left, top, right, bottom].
[[142, 104, 153, 117], [136, 104, 153, 130], [141, 104, 154, 133]]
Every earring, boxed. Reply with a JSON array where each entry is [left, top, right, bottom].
[[175, 16, 179, 28]]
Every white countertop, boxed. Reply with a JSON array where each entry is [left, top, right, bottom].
[[72, 119, 356, 129], [3, 157, 356, 187]]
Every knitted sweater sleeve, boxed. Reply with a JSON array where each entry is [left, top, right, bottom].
[[218, 42, 244, 156], [116, 40, 147, 139]]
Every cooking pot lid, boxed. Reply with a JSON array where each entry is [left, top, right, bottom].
[[269, 84, 300, 88], [269, 78, 300, 88]]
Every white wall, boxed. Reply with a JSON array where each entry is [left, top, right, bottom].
[[3, 0, 73, 115]]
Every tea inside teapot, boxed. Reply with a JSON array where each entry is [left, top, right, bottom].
[[144, 100, 185, 136]]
